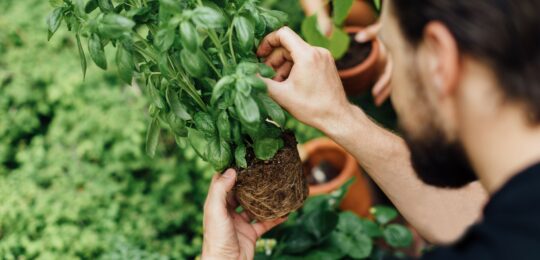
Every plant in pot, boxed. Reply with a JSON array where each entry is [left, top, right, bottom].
[[301, 0, 381, 96], [254, 182, 414, 259], [47, 0, 308, 221]]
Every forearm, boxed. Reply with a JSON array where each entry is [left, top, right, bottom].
[[319, 104, 488, 244]]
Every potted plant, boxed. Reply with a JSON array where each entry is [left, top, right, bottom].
[[47, 0, 308, 221], [301, 0, 381, 96], [254, 182, 414, 259], [302, 137, 372, 217]]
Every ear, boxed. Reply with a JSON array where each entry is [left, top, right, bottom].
[[422, 22, 460, 98]]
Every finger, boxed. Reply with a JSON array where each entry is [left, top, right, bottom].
[[274, 61, 293, 82], [355, 22, 381, 43], [226, 191, 238, 210], [204, 169, 237, 215], [263, 47, 292, 69], [257, 27, 309, 59], [251, 217, 288, 238], [375, 82, 392, 106], [372, 55, 393, 97]]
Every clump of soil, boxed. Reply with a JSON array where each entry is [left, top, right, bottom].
[[304, 160, 340, 185], [335, 33, 373, 71], [234, 132, 309, 221]]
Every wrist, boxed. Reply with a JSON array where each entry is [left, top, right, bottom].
[[316, 103, 368, 138]]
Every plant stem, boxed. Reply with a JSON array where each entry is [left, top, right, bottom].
[[207, 29, 230, 70], [227, 25, 237, 65]]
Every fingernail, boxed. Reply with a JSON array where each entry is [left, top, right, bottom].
[[356, 32, 367, 42], [222, 169, 235, 179]]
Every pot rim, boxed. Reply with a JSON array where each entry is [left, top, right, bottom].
[[337, 26, 380, 78], [303, 138, 359, 195]]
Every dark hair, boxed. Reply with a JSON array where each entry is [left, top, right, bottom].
[[391, 0, 540, 124]]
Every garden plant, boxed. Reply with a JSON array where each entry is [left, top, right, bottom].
[[47, 0, 308, 221]]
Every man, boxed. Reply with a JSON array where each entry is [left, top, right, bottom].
[[201, 0, 540, 259]]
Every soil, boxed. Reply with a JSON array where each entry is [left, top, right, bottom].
[[304, 160, 341, 185], [233, 132, 309, 221], [335, 33, 373, 71]]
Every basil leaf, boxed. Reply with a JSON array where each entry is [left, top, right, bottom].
[[253, 137, 282, 160], [167, 113, 188, 137], [47, 7, 63, 40], [155, 27, 175, 51], [207, 138, 232, 171], [245, 75, 267, 91], [99, 14, 135, 39], [180, 49, 207, 78], [257, 93, 285, 127], [88, 33, 107, 69], [85, 0, 98, 13], [75, 34, 87, 80], [235, 143, 247, 168], [194, 112, 216, 136], [236, 78, 251, 96], [211, 76, 235, 105], [383, 224, 413, 249], [116, 43, 134, 84], [258, 63, 276, 78], [179, 21, 199, 52], [98, 0, 114, 12], [217, 111, 231, 142], [188, 128, 209, 160], [234, 92, 260, 126], [147, 79, 165, 109], [371, 206, 398, 225], [146, 117, 161, 158], [165, 87, 191, 120], [234, 15, 255, 52], [192, 6, 226, 29]]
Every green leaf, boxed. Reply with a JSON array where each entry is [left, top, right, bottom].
[[383, 224, 413, 248], [331, 230, 372, 259], [253, 137, 282, 160], [234, 15, 255, 52], [257, 93, 285, 127], [147, 80, 165, 109], [374, 0, 382, 11], [49, 0, 64, 8], [234, 92, 260, 127], [47, 7, 63, 40], [283, 227, 317, 254], [85, 0, 98, 13], [244, 75, 267, 91], [98, 0, 114, 12], [116, 44, 134, 84], [75, 34, 87, 80], [166, 113, 188, 137], [303, 210, 339, 241], [180, 49, 207, 78], [328, 26, 350, 60], [361, 219, 383, 238], [236, 62, 259, 75], [371, 206, 398, 225], [234, 143, 247, 168], [146, 117, 161, 158], [301, 15, 329, 48], [188, 128, 209, 160], [179, 21, 199, 52], [236, 79, 252, 96], [194, 112, 216, 136], [99, 14, 135, 39], [258, 63, 276, 78], [217, 111, 231, 142], [165, 87, 191, 120], [155, 27, 175, 51], [332, 0, 354, 26], [207, 138, 232, 171], [211, 76, 235, 105], [260, 9, 287, 31], [88, 33, 107, 70], [192, 6, 226, 29]]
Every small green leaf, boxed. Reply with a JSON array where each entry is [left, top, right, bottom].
[[374, 0, 382, 11], [253, 137, 282, 160], [188, 128, 209, 160], [301, 15, 329, 48], [88, 33, 107, 69], [236, 79, 252, 96], [234, 92, 260, 126], [211, 76, 235, 105], [180, 49, 207, 78], [146, 117, 161, 158], [328, 26, 350, 60], [194, 112, 216, 136], [49, 0, 64, 8], [99, 14, 135, 39], [332, 0, 354, 26], [217, 111, 231, 142], [371, 206, 398, 225], [192, 6, 226, 29], [234, 143, 247, 168], [165, 87, 191, 120], [98, 0, 114, 12], [302, 210, 339, 241], [179, 21, 199, 52], [383, 224, 413, 248], [85, 0, 98, 13], [258, 63, 276, 78], [155, 27, 175, 51], [147, 80, 165, 109], [257, 93, 285, 127], [245, 75, 267, 91], [47, 7, 63, 40], [207, 138, 232, 171], [234, 15, 255, 52], [75, 34, 87, 80], [167, 113, 188, 137], [116, 44, 134, 84]]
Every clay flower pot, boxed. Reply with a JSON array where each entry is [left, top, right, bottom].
[[302, 138, 373, 217], [345, 0, 378, 28], [337, 26, 380, 96]]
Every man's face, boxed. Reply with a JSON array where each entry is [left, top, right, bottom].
[[378, 1, 477, 188]]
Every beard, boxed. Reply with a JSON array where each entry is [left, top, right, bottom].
[[401, 128, 478, 189]]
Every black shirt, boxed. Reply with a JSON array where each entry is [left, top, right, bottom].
[[423, 162, 540, 259]]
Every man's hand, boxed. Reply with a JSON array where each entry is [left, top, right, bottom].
[[202, 169, 287, 259], [257, 27, 352, 131]]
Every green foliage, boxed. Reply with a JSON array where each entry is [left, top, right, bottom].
[[256, 183, 414, 259], [48, 0, 290, 171], [0, 0, 215, 258]]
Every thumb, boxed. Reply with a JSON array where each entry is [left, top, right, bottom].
[[261, 77, 287, 105], [205, 169, 237, 213]]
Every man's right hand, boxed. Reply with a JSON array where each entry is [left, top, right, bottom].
[[257, 27, 353, 131]]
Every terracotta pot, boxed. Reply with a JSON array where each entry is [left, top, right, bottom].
[[345, 0, 378, 28], [337, 26, 380, 96], [302, 138, 373, 217]]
